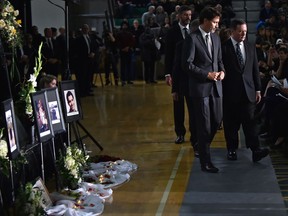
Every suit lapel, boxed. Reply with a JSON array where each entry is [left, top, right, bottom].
[[196, 30, 212, 59]]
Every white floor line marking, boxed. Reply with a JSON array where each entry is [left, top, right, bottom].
[[155, 146, 186, 216]]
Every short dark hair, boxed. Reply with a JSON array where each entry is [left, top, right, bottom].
[[66, 91, 74, 102], [199, 7, 221, 24], [178, 5, 192, 15], [230, 19, 246, 30]]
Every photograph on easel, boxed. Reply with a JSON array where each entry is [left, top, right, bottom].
[[45, 87, 66, 134], [59, 80, 82, 123], [2, 99, 19, 160], [30, 90, 54, 142]]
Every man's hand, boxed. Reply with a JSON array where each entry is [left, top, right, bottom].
[[256, 91, 261, 104], [217, 71, 225, 80], [172, 92, 179, 101], [207, 72, 220, 81], [165, 75, 172, 86]]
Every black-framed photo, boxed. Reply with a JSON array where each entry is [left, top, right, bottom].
[[45, 87, 66, 134], [1, 99, 19, 160], [30, 90, 54, 142], [59, 80, 82, 123]]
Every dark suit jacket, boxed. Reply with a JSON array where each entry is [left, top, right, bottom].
[[75, 35, 97, 61], [222, 38, 261, 103], [165, 24, 184, 76], [182, 29, 225, 98], [172, 40, 189, 96]]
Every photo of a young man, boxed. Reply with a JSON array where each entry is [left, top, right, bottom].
[[65, 89, 79, 116]]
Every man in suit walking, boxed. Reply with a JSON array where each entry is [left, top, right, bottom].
[[221, 19, 269, 162], [165, 5, 197, 149], [182, 7, 225, 173]]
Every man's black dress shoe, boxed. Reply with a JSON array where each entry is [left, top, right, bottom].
[[252, 148, 269, 162], [201, 163, 219, 173], [175, 136, 184, 144], [227, 150, 237, 160], [193, 144, 199, 158]]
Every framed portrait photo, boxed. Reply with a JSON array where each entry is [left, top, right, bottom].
[[59, 80, 82, 123], [45, 87, 66, 134], [1, 99, 20, 160], [30, 90, 54, 142]]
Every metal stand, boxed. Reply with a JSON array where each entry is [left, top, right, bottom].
[[40, 142, 45, 183], [76, 121, 103, 151], [51, 137, 60, 191], [70, 121, 103, 152], [9, 160, 15, 203]]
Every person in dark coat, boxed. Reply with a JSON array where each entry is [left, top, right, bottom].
[[139, 27, 158, 84], [221, 19, 269, 162]]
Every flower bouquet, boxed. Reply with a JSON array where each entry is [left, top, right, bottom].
[[57, 144, 89, 190], [0, 128, 9, 177], [0, 0, 22, 82], [14, 182, 46, 216]]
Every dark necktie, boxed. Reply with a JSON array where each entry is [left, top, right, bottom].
[[205, 34, 212, 57], [236, 43, 244, 69], [85, 35, 91, 53], [49, 38, 53, 51], [183, 28, 189, 39]]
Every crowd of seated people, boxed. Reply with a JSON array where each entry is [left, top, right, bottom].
[[255, 0, 288, 150]]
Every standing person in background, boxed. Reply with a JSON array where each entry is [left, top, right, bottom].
[[42, 27, 60, 78], [75, 24, 97, 96], [130, 19, 144, 80], [182, 7, 225, 173], [165, 5, 195, 146], [31, 25, 44, 50], [221, 19, 269, 162], [139, 26, 158, 84], [142, 6, 156, 27], [56, 27, 67, 80], [116, 21, 135, 86], [103, 29, 119, 86]]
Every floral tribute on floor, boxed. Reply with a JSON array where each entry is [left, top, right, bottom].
[[45, 144, 137, 215]]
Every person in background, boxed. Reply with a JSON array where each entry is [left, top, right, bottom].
[[38, 74, 57, 89], [221, 19, 269, 162], [182, 7, 225, 173], [75, 24, 97, 96], [130, 19, 144, 80], [139, 26, 158, 84], [155, 5, 168, 27], [51, 27, 58, 39], [170, 5, 180, 26], [165, 5, 195, 148], [116, 21, 135, 86], [103, 29, 119, 86], [31, 25, 44, 50], [42, 27, 60, 78], [142, 5, 156, 27], [56, 27, 67, 80]]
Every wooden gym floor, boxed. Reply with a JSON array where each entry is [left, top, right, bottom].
[[74, 77, 288, 216]]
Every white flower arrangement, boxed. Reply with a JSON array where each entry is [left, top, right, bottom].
[[58, 144, 89, 189], [0, 0, 22, 48], [18, 42, 43, 117], [0, 128, 8, 159]]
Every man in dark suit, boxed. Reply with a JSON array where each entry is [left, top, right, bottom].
[[75, 24, 97, 96], [182, 7, 225, 173], [42, 27, 59, 78], [165, 5, 195, 146], [221, 19, 269, 162], [172, 39, 198, 157]]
